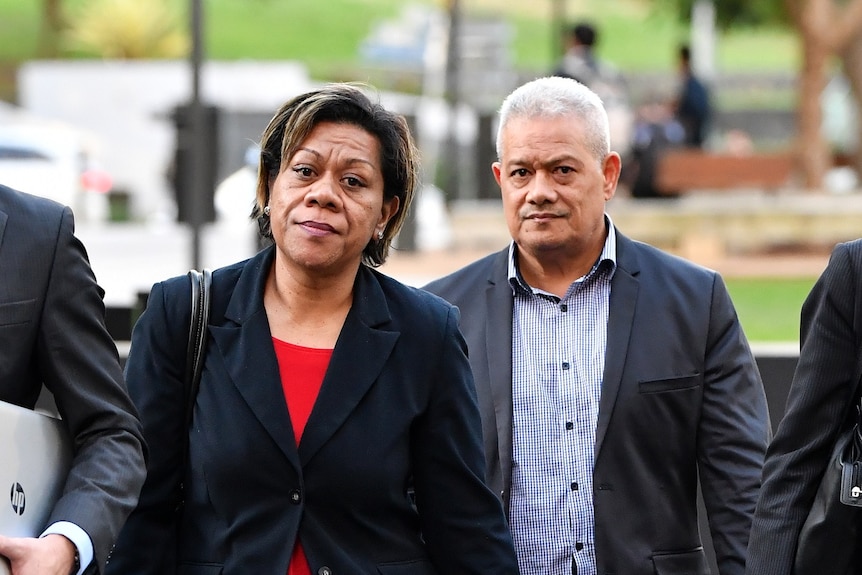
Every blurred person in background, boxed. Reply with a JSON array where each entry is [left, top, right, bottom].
[[553, 21, 634, 166], [672, 44, 711, 148], [107, 83, 519, 575], [425, 76, 770, 575], [0, 184, 146, 575]]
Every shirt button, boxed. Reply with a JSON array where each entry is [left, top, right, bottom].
[[575, 542, 584, 551], [318, 568, 332, 575], [571, 482, 578, 491], [289, 489, 302, 504], [565, 421, 574, 430], [560, 304, 568, 312], [562, 362, 570, 370]]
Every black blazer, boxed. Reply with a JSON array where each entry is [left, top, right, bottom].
[[746, 239, 862, 575], [109, 245, 518, 575], [424, 229, 771, 575], [0, 184, 146, 571]]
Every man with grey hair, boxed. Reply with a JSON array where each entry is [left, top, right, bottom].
[[424, 76, 769, 575]]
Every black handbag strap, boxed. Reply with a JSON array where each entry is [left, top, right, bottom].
[[184, 269, 212, 433]]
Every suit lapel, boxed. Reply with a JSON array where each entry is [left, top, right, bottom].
[[0, 208, 8, 253], [210, 247, 301, 469], [298, 266, 398, 465], [596, 232, 640, 458], [484, 250, 515, 494]]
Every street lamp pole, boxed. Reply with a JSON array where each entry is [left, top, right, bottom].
[[188, 0, 204, 270], [444, 0, 461, 202]]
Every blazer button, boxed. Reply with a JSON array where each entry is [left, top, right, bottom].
[[289, 489, 302, 504], [317, 567, 332, 575]]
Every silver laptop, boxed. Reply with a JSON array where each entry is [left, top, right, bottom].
[[0, 399, 72, 573]]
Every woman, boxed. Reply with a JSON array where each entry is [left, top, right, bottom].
[[746, 239, 862, 575], [108, 84, 519, 574]]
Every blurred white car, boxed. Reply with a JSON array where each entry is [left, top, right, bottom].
[[0, 108, 112, 221]]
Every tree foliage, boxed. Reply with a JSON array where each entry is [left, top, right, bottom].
[[653, 0, 789, 29], [62, 0, 189, 59]]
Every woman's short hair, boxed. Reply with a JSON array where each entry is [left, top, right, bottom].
[[253, 83, 418, 267], [495, 76, 610, 166]]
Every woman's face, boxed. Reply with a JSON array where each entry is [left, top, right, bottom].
[[268, 121, 398, 275]]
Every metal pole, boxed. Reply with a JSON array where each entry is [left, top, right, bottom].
[[444, 0, 461, 202], [551, 0, 566, 60], [189, 0, 204, 270]]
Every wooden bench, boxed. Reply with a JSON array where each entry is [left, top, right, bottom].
[[654, 150, 795, 195]]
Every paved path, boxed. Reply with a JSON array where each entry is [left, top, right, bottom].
[[380, 246, 832, 288]]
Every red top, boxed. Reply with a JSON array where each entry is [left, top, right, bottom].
[[272, 337, 333, 575]]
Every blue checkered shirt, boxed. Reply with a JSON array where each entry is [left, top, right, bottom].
[[507, 222, 617, 575]]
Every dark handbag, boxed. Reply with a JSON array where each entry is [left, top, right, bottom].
[[794, 395, 862, 574]]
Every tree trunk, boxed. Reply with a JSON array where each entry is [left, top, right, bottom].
[[840, 27, 862, 177], [38, 0, 63, 57], [796, 28, 832, 189]]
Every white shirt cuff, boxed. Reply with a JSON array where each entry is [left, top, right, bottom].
[[40, 521, 93, 575]]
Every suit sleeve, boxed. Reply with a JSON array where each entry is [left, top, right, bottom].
[[106, 279, 190, 575], [409, 306, 519, 574], [745, 242, 862, 575], [37, 207, 147, 571], [696, 273, 770, 575]]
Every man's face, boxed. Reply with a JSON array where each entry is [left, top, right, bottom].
[[493, 114, 619, 266]]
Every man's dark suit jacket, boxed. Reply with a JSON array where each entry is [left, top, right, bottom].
[[0, 184, 146, 571], [109, 245, 518, 575], [746, 239, 862, 575], [424, 229, 771, 575]]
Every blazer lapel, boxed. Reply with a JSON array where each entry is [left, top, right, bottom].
[[210, 248, 301, 469], [484, 250, 515, 497], [0, 208, 8, 252], [298, 266, 399, 466], [596, 231, 640, 459]]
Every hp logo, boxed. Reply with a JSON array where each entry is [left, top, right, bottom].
[[10, 483, 25, 516]]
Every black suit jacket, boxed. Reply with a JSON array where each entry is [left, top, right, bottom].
[[109, 245, 518, 575], [746, 239, 862, 575], [424, 229, 770, 575], [0, 184, 146, 571]]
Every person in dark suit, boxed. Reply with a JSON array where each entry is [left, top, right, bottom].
[[423, 76, 770, 575], [746, 239, 862, 575], [672, 44, 711, 148], [108, 84, 518, 575], [0, 184, 146, 575]]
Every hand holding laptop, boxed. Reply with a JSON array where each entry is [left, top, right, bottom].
[[0, 533, 77, 575], [0, 400, 73, 575]]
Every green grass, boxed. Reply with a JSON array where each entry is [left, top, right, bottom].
[[725, 277, 816, 342], [0, 0, 798, 75]]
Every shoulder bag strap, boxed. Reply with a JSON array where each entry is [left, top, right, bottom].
[[184, 268, 212, 433]]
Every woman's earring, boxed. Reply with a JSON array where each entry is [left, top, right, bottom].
[[377, 230, 384, 240], [263, 205, 271, 216]]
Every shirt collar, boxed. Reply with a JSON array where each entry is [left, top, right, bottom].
[[508, 214, 618, 295]]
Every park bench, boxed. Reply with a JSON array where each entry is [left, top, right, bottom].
[[654, 150, 795, 195]]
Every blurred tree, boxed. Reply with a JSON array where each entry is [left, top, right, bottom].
[[842, 28, 862, 174], [62, 0, 189, 59], [39, 0, 65, 57], [785, 0, 862, 188], [655, 0, 862, 189], [656, 0, 787, 27]]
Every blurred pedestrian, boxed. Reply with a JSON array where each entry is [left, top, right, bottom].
[[673, 44, 711, 148], [553, 21, 634, 164], [0, 184, 146, 575], [108, 83, 519, 574], [425, 76, 770, 575]]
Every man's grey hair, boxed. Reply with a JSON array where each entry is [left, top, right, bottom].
[[495, 76, 611, 164]]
